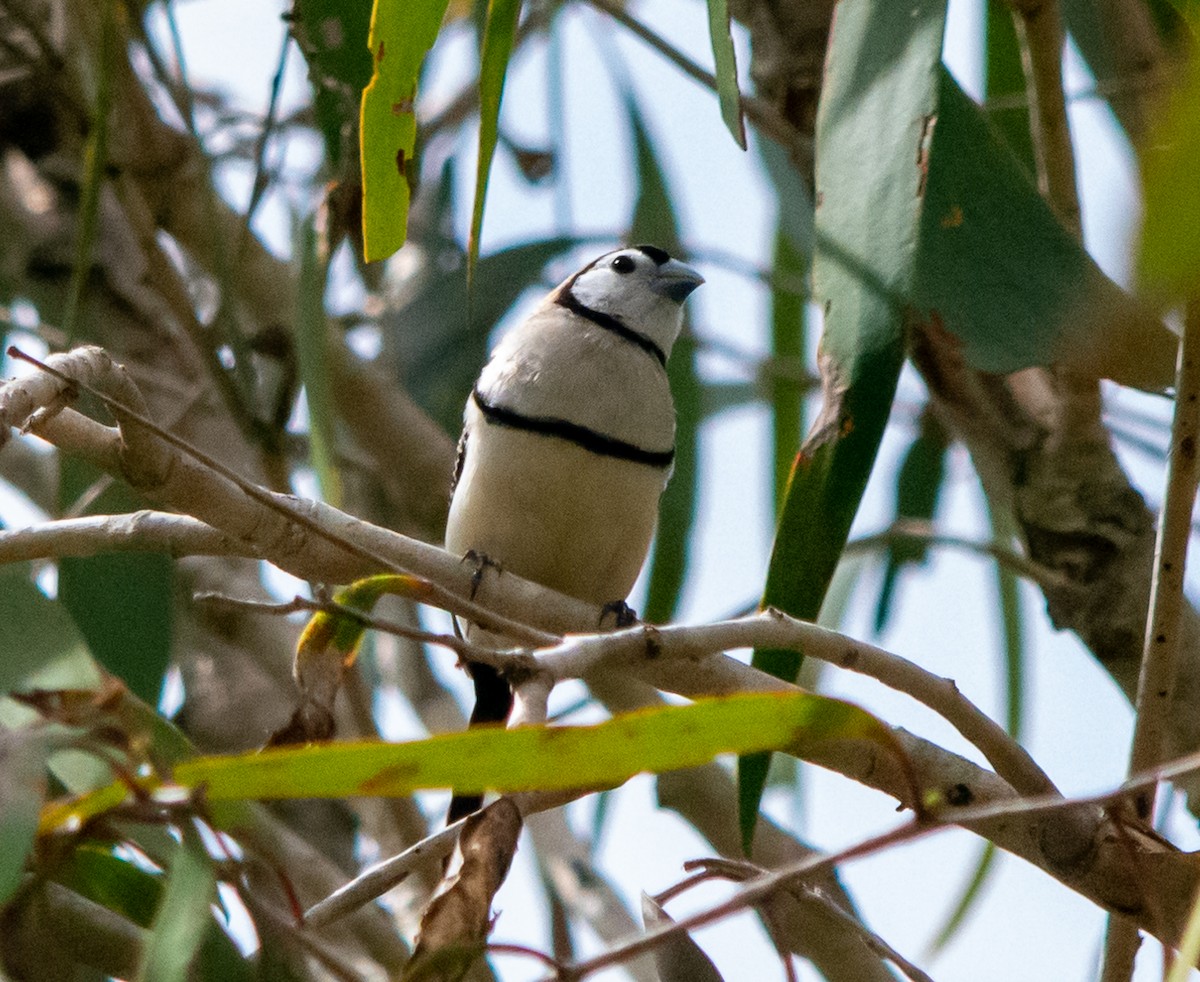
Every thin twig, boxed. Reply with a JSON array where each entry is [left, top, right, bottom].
[[303, 819, 468, 929], [194, 591, 482, 661], [585, 0, 804, 153], [846, 520, 1068, 590]]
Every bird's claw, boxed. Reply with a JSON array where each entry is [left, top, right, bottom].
[[600, 599, 638, 630], [461, 549, 502, 600]]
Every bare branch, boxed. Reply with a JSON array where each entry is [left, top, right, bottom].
[[0, 511, 246, 562]]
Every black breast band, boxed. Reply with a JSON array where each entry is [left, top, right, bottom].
[[472, 388, 674, 468]]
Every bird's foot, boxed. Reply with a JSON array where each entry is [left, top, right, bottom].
[[599, 599, 638, 630], [461, 549, 503, 600]]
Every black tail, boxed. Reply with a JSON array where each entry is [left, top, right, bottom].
[[446, 661, 513, 822]]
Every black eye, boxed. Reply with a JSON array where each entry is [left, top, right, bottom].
[[611, 255, 636, 274]]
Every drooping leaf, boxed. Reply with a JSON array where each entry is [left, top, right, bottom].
[[758, 136, 814, 511], [296, 217, 343, 507], [623, 95, 699, 625], [359, 0, 452, 261], [769, 224, 808, 512], [741, 0, 948, 852], [390, 235, 581, 433], [641, 893, 726, 982], [172, 691, 908, 802], [704, 0, 746, 149], [135, 829, 217, 982], [467, 0, 524, 279], [53, 842, 254, 980], [916, 68, 1175, 391]]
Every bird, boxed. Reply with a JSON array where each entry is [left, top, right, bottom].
[[443, 244, 704, 819]]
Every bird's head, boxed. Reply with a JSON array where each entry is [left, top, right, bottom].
[[560, 245, 704, 360]]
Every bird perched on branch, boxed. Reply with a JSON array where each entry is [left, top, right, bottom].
[[444, 244, 704, 819]]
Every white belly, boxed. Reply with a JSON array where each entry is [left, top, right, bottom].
[[445, 416, 669, 606]]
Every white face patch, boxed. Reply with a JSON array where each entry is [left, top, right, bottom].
[[557, 247, 701, 362], [569, 249, 665, 321]]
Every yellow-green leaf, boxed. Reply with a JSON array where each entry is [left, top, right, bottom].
[[1140, 55, 1200, 296], [359, 0, 452, 262], [296, 573, 431, 670], [172, 691, 907, 801]]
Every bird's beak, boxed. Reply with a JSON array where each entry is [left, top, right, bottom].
[[652, 259, 705, 303]]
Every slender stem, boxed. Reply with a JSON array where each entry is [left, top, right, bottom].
[[585, 0, 803, 153], [303, 819, 468, 928], [845, 520, 1067, 591], [1009, 0, 1081, 236]]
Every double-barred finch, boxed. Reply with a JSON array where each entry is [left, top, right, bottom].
[[444, 245, 704, 819]]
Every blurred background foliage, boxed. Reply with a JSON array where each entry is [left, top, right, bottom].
[[0, 0, 1199, 978]]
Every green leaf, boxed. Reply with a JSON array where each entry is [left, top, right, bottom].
[[136, 830, 217, 982], [622, 95, 698, 624], [641, 893, 726, 982], [291, 0, 375, 166], [769, 224, 808, 512], [392, 235, 581, 433], [758, 136, 814, 511], [704, 0, 746, 149], [0, 567, 99, 695], [468, 0, 524, 280], [296, 218, 343, 507], [644, 331, 700, 624], [916, 68, 1175, 391], [741, 0, 948, 853], [172, 691, 903, 801], [57, 474, 173, 706], [0, 728, 52, 904], [55, 843, 163, 927], [359, 0, 452, 261]]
